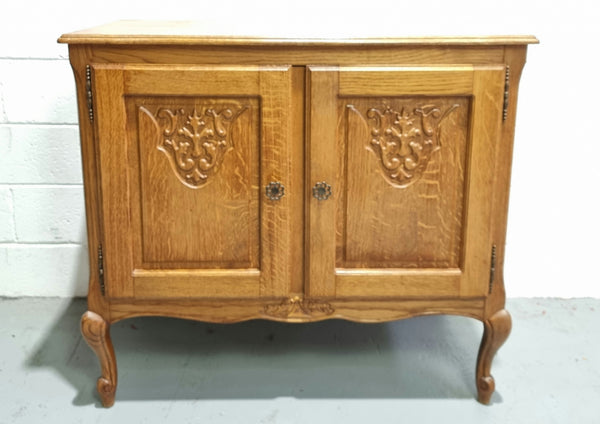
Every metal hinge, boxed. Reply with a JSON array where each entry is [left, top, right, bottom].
[[98, 244, 105, 296], [86, 65, 94, 122], [502, 66, 510, 121], [488, 244, 497, 294]]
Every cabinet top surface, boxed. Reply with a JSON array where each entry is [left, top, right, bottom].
[[58, 20, 538, 46]]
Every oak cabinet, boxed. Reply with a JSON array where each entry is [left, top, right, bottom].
[[59, 21, 537, 407]]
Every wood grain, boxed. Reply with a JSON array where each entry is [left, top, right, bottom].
[[108, 297, 487, 324], [58, 20, 538, 46], [93, 64, 296, 299], [306, 66, 338, 297], [93, 67, 134, 298], [335, 269, 461, 297], [339, 66, 474, 95], [459, 65, 505, 297], [485, 47, 528, 317], [337, 97, 468, 269], [132, 269, 260, 298], [257, 66, 295, 297], [66, 45, 110, 317], [123, 65, 260, 95], [308, 65, 505, 299], [131, 97, 259, 268], [84, 45, 510, 67]]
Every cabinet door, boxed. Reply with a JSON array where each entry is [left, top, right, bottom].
[[307, 65, 505, 298], [92, 65, 297, 299]]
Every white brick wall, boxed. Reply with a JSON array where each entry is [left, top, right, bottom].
[[0, 126, 82, 183], [0, 13, 87, 296], [0, 0, 599, 297], [0, 60, 77, 124], [12, 187, 85, 243], [0, 245, 88, 297]]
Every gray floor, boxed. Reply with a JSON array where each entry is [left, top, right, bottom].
[[0, 298, 598, 424]]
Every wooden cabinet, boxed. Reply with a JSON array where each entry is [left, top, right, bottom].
[[59, 22, 537, 407]]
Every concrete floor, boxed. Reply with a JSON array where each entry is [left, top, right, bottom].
[[0, 298, 598, 424]]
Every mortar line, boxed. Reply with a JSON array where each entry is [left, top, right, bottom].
[[0, 122, 78, 127], [0, 57, 68, 61], [0, 242, 85, 247], [0, 184, 83, 188]]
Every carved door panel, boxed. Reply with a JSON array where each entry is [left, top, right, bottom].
[[92, 65, 297, 299], [307, 65, 505, 298]]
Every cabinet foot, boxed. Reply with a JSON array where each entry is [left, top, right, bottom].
[[476, 309, 511, 404], [80, 311, 117, 407]]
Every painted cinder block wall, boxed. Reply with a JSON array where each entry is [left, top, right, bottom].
[[0, 0, 599, 297]]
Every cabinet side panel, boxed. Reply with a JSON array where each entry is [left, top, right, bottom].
[[485, 47, 528, 314], [336, 96, 470, 268], [68, 47, 110, 315]]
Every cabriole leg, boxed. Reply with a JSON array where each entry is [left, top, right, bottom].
[[476, 309, 512, 404], [80, 311, 117, 407]]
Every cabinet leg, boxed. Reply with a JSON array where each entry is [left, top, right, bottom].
[[476, 309, 511, 404], [80, 311, 117, 407]]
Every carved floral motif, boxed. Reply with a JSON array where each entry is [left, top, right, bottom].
[[153, 105, 247, 188], [354, 103, 459, 188], [263, 296, 335, 318]]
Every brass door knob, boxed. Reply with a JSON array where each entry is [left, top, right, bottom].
[[265, 182, 284, 200], [312, 182, 332, 200]]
